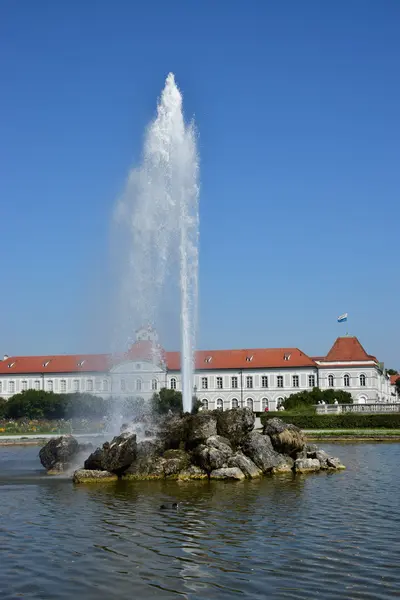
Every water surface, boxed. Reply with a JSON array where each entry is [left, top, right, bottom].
[[0, 443, 399, 599]]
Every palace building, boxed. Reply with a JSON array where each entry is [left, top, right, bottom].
[[0, 328, 396, 410]]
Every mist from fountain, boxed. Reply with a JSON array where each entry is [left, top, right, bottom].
[[113, 73, 199, 413]]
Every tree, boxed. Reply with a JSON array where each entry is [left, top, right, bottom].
[[151, 388, 183, 415], [283, 387, 353, 412], [396, 379, 400, 396], [386, 369, 399, 376]]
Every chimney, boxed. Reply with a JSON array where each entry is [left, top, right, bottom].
[[3, 354, 9, 361]]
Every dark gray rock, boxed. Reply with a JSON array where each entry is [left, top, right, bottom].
[[308, 449, 330, 468], [326, 456, 346, 470], [216, 408, 255, 448], [241, 431, 283, 473], [163, 449, 191, 477], [210, 467, 245, 480], [227, 451, 262, 478], [158, 414, 189, 450], [178, 465, 208, 480], [294, 458, 321, 473], [84, 432, 137, 476], [263, 417, 306, 457], [192, 435, 233, 473], [39, 435, 79, 473], [185, 413, 218, 448], [123, 440, 163, 477]]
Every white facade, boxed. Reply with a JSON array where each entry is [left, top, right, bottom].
[[0, 332, 395, 409]]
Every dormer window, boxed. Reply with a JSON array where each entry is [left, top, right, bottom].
[[246, 355, 253, 362], [42, 360, 51, 367], [204, 356, 212, 363], [284, 353, 291, 361], [77, 360, 85, 367], [7, 362, 15, 368]]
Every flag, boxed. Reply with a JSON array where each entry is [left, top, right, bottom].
[[337, 313, 348, 323]]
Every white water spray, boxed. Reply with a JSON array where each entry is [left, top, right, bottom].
[[114, 73, 199, 413]]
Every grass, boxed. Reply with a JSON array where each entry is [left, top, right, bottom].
[[304, 428, 400, 437]]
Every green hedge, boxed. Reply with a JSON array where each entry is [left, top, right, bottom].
[[260, 412, 400, 429]]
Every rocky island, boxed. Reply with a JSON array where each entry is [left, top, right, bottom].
[[38, 409, 345, 483]]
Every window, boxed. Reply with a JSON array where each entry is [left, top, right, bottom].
[[21, 380, 28, 391], [277, 396, 284, 407], [246, 355, 253, 362], [308, 375, 315, 388], [246, 376, 253, 389], [232, 398, 239, 408], [136, 379, 142, 391], [216, 398, 223, 410], [284, 353, 291, 361], [277, 375, 284, 388], [9, 381, 15, 393], [360, 374, 366, 387], [262, 398, 268, 410], [293, 375, 299, 388], [121, 379, 126, 392], [103, 380, 109, 392], [60, 379, 67, 393], [95, 380, 101, 392], [47, 380, 53, 392], [231, 376, 238, 389], [170, 378, 177, 390], [201, 377, 208, 389], [34, 380, 40, 391], [344, 374, 350, 387], [261, 376, 268, 388], [204, 356, 212, 363], [328, 374, 334, 387], [86, 379, 93, 392], [0, 382, 2, 393], [246, 398, 254, 410], [202, 399, 208, 410], [73, 379, 80, 392], [152, 378, 158, 391], [216, 376, 223, 389]]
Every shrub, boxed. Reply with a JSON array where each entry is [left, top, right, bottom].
[[283, 388, 353, 411], [2, 390, 108, 421], [260, 412, 400, 429], [151, 388, 183, 415]]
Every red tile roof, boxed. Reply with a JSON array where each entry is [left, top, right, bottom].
[[390, 374, 400, 385], [166, 348, 316, 371], [319, 337, 377, 363]]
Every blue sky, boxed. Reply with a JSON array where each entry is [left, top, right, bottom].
[[0, 1, 399, 366]]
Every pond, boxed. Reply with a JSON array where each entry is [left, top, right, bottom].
[[0, 443, 399, 599]]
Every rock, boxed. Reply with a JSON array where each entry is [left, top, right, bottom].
[[227, 451, 262, 478], [192, 435, 233, 473], [326, 456, 346, 470], [163, 449, 191, 477], [210, 467, 245, 480], [178, 465, 208, 480], [84, 447, 105, 470], [158, 414, 189, 450], [77, 442, 94, 454], [263, 418, 306, 457], [271, 463, 293, 474], [185, 413, 218, 448], [73, 469, 118, 484], [241, 431, 283, 473], [84, 432, 137, 476], [39, 435, 79, 473], [308, 449, 330, 468], [216, 408, 255, 448], [124, 440, 165, 479], [306, 444, 319, 454], [294, 458, 321, 473]]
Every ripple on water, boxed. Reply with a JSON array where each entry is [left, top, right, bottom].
[[0, 443, 400, 599]]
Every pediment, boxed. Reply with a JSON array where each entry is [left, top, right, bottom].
[[110, 360, 165, 374]]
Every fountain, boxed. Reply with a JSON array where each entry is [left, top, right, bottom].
[[113, 73, 199, 413]]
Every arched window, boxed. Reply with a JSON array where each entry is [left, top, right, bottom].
[[103, 379, 109, 392], [360, 374, 366, 387], [60, 379, 67, 393], [328, 374, 334, 387], [86, 379, 93, 392], [344, 374, 350, 387], [73, 379, 80, 392], [34, 380, 40, 391], [246, 398, 254, 411], [21, 380, 28, 391], [276, 396, 284, 407], [231, 398, 239, 408], [8, 381, 15, 393], [0, 381, 2, 393], [202, 398, 208, 410], [136, 379, 142, 391], [170, 377, 177, 390], [121, 379, 126, 392], [262, 398, 268, 410], [216, 398, 223, 410], [47, 380, 53, 392], [152, 378, 158, 391]]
